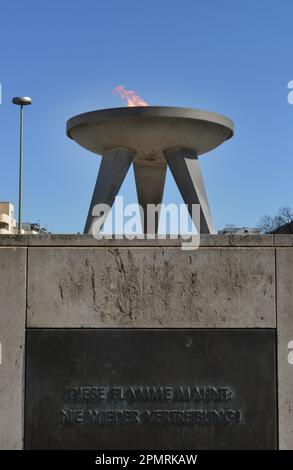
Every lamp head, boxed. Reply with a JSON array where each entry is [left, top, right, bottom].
[[12, 96, 32, 106]]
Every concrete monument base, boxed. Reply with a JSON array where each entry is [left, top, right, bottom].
[[0, 234, 292, 449]]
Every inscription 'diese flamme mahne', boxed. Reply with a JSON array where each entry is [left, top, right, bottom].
[[59, 385, 242, 427]]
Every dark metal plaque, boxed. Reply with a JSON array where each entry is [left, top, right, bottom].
[[25, 329, 277, 449]]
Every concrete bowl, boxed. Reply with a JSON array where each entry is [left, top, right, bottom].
[[66, 106, 234, 158]]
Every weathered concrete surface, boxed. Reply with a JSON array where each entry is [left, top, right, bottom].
[[0, 247, 26, 449], [27, 247, 275, 328], [276, 248, 293, 449], [274, 234, 293, 247], [26, 234, 274, 247], [0, 235, 29, 246], [0, 234, 275, 247]]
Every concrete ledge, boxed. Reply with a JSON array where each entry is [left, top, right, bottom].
[[274, 235, 293, 247], [0, 235, 29, 246], [0, 233, 277, 247], [27, 234, 275, 247]]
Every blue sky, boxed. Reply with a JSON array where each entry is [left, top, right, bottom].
[[0, 0, 292, 233]]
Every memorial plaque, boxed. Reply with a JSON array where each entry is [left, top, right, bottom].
[[25, 329, 277, 449]]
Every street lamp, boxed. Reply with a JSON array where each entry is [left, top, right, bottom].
[[12, 96, 32, 234]]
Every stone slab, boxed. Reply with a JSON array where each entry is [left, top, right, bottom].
[[0, 247, 26, 449], [0, 235, 29, 246], [25, 329, 277, 450], [274, 235, 293, 247], [0, 234, 276, 247], [276, 248, 293, 449], [27, 247, 275, 328], [27, 234, 274, 247]]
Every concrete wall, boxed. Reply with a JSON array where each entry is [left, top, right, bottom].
[[0, 246, 26, 449], [0, 234, 292, 449], [276, 237, 293, 450]]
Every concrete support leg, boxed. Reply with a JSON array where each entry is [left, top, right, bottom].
[[84, 147, 134, 234], [164, 147, 214, 234], [133, 160, 167, 233]]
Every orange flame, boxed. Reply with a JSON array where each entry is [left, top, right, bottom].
[[113, 85, 148, 107]]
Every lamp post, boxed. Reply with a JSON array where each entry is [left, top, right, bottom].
[[12, 96, 32, 234]]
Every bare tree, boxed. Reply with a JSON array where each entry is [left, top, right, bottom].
[[258, 215, 279, 233], [258, 207, 293, 234], [278, 207, 293, 224]]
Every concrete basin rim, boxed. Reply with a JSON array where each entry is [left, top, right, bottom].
[[66, 106, 235, 141]]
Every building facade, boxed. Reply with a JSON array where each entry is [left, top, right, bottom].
[[0, 202, 16, 234], [0, 202, 47, 235]]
